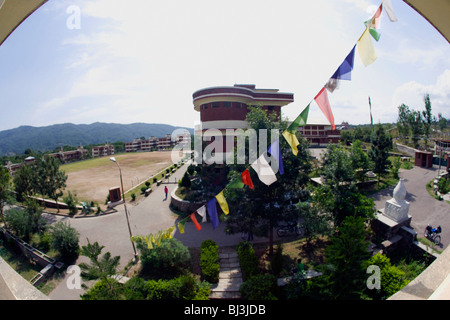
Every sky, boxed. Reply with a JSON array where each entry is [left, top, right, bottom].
[[0, 0, 449, 132]]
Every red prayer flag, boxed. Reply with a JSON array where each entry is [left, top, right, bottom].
[[190, 213, 202, 231], [241, 169, 254, 189], [314, 87, 335, 130]]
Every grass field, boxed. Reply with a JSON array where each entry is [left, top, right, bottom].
[[61, 151, 174, 206]]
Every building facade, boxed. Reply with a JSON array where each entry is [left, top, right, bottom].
[[296, 122, 341, 146], [92, 143, 115, 158]]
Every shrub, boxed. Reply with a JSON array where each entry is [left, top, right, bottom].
[[200, 240, 220, 283], [363, 253, 410, 300], [131, 193, 136, 201], [237, 241, 260, 281], [180, 172, 191, 189], [240, 274, 278, 300], [63, 191, 78, 215], [49, 221, 80, 261], [270, 244, 284, 276], [137, 238, 191, 278]]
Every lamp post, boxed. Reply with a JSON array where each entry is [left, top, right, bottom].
[[110, 157, 137, 261]]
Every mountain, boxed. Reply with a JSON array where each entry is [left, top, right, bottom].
[[0, 122, 194, 156]]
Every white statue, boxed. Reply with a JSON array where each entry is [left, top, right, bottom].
[[383, 179, 410, 223]]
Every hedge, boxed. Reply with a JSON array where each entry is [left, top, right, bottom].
[[236, 241, 259, 281], [200, 240, 220, 283]]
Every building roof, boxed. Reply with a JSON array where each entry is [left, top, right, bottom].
[[193, 84, 294, 111], [403, 0, 450, 43], [0, 0, 48, 47]]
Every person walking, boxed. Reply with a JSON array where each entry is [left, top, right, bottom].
[[164, 186, 168, 200]]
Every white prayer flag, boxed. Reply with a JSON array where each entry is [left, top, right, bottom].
[[383, 0, 398, 22], [196, 205, 207, 223], [250, 154, 277, 186]]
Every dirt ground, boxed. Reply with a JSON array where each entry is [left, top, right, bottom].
[[62, 151, 175, 206]]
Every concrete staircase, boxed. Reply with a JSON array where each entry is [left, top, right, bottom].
[[210, 247, 242, 299]]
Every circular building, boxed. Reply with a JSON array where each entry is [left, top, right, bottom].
[[192, 84, 294, 164]]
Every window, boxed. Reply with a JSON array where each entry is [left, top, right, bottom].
[[212, 102, 220, 108], [202, 104, 208, 110], [224, 101, 232, 108]]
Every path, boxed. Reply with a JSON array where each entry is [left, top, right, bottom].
[[210, 247, 242, 299]]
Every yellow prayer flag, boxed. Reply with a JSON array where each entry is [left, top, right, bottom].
[[178, 221, 185, 234], [215, 191, 229, 215], [282, 130, 299, 156], [357, 27, 377, 66]]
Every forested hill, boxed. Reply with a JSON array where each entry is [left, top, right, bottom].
[[0, 122, 193, 156]]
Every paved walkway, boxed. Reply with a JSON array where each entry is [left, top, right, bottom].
[[210, 247, 242, 299]]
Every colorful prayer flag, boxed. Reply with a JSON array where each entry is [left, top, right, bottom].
[[227, 176, 245, 189], [215, 191, 229, 215], [364, 3, 382, 29], [282, 130, 300, 156], [383, 0, 398, 22], [197, 205, 207, 223], [287, 104, 310, 133], [207, 198, 219, 229], [325, 45, 356, 93], [251, 154, 277, 186], [268, 138, 284, 175], [369, 28, 381, 41], [177, 218, 187, 234], [314, 87, 335, 130], [177, 221, 185, 234], [357, 27, 377, 66], [331, 45, 356, 81], [190, 213, 202, 231], [241, 169, 254, 189]]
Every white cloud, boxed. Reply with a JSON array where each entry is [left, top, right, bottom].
[[392, 69, 450, 118]]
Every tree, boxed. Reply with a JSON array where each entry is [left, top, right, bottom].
[[313, 144, 376, 226], [79, 239, 120, 292], [224, 108, 312, 254], [5, 198, 46, 241], [370, 124, 392, 179], [350, 140, 371, 182], [50, 221, 80, 261], [324, 216, 371, 299], [37, 156, 67, 212], [12, 163, 37, 201], [422, 94, 433, 151], [438, 113, 448, 131], [315, 144, 357, 226], [397, 104, 411, 144], [408, 110, 423, 149], [296, 201, 330, 248], [0, 167, 14, 227]]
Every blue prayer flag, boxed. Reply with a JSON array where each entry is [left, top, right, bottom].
[[268, 138, 284, 175], [330, 45, 356, 81], [207, 198, 219, 229]]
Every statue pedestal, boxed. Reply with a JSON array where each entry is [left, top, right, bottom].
[[384, 198, 410, 223]]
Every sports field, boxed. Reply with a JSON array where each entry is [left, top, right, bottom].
[[61, 151, 174, 206]]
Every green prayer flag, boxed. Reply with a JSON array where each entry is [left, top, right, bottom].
[[369, 28, 381, 41], [227, 176, 245, 189], [287, 104, 310, 133]]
